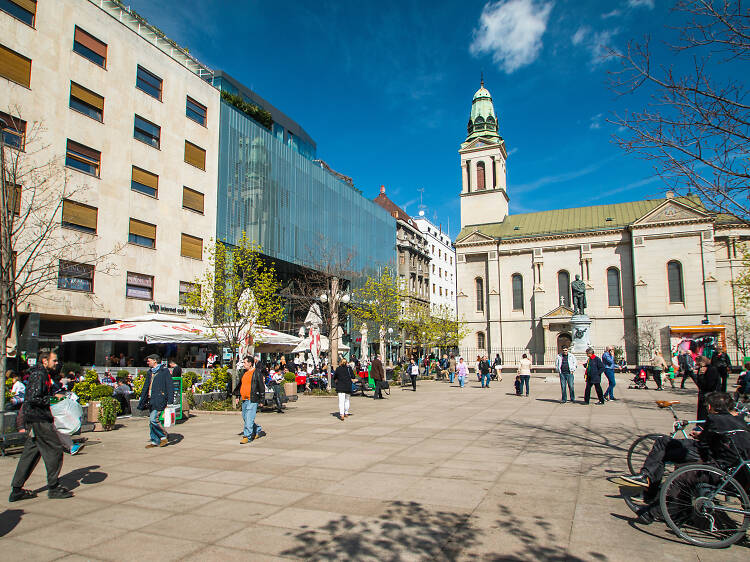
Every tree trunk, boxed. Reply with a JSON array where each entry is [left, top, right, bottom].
[[328, 276, 338, 389]]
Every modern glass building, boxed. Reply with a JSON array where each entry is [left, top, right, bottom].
[[213, 72, 396, 329]]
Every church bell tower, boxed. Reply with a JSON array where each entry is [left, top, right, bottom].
[[459, 80, 509, 228]]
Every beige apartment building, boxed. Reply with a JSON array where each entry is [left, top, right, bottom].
[[1, 0, 219, 361], [454, 81, 750, 364]]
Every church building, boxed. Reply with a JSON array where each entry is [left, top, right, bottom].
[[454, 82, 749, 364]]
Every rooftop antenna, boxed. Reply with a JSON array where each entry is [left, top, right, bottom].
[[417, 187, 426, 216], [480, 70, 484, 87]]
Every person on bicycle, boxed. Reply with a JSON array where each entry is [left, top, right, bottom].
[[621, 392, 750, 491]]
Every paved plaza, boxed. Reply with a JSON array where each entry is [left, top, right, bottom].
[[1, 377, 748, 561]]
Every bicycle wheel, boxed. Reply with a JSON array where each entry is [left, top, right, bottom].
[[627, 434, 667, 475], [659, 463, 750, 548]]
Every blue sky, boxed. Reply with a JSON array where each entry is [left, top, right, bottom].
[[128, 0, 677, 238]]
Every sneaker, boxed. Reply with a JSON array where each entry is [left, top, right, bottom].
[[621, 473, 651, 488], [595, 401, 605, 405], [159, 438, 168, 447], [8, 488, 37, 502], [145, 443, 158, 448], [240, 437, 249, 444], [70, 443, 84, 455], [48, 485, 73, 499], [561, 400, 567, 404]]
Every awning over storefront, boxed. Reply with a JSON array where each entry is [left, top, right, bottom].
[[61, 314, 218, 344]]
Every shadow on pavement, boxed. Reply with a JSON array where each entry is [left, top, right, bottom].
[[0, 509, 23, 537], [166, 432, 184, 446], [57, 464, 108, 491]]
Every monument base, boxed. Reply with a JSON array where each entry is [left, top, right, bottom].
[[571, 314, 592, 354]]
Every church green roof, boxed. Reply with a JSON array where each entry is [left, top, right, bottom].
[[456, 196, 714, 241]]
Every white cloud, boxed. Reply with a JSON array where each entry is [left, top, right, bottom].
[[470, 0, 555, 74], [628, 0, 655, 8], [572, 26, 589, 45], [601, 9, 622, 19], [589, 113, 603, 129]]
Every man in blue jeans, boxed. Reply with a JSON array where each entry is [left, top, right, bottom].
[[234, 356, 265, 444], [138, 354, 174, 448], [602, 345, 617, 401], [555, 347, 577, 403], [479, 356, 491, 388]]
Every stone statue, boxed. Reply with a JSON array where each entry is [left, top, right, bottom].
[[571, 274, 587, 316]]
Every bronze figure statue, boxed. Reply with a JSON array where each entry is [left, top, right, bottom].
[[571, 274, 587, 315]]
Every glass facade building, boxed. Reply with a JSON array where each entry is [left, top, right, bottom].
[[216, 97, 395, 278]]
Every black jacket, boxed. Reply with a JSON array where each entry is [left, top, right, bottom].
[[138, 365, 174, 412], [697, 365, 721, 395], [697, 413, 750, 468], [333, 365, 354, 393], [585, 356, 605, 384], [233, 367, 265, 403], [22, 364, 54, 423], [479, 360, 491, 374]]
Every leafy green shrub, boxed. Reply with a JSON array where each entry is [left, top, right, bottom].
[[132, 372, 147, 398], [220, 90, 273, 129], [182, 371, 198, 390], [116, 369, 130, 380], [283, 371, 296, 383], [98, 396, 121, 429], [185, 388, 196, 408], [195, 398, 234, 411], [72, 370, 100, 404], [91, 384, 114, 399], [200, 366, 230, 393]]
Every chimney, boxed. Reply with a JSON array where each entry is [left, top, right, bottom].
[[666, 190, 674, 199], [380, 185, 385, 194]]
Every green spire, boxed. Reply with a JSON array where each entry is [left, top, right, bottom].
[[466, 80, 500, 142]]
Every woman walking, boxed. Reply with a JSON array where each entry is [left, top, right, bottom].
[[457, 357, 468, 388], [333, 357, 355, 421], [518, 353, 532, 396], [602, 346, 617, 400]]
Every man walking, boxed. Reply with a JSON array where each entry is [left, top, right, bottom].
[[711, 345, 731, 392], [448, 354, 457, 384], [9, 351, 73, 502], [371, 354, 385, 399], [479, 355, 491, 388], [602, 345, 617, 401], [235, 356, 265, 443], [678, 348, 696, 388], [555, 346, 577, 403], [583, 348, 605, 405], [138, 354, 174, 448]]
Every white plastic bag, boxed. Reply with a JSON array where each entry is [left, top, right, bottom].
[[163, 406, 175, 428], [51, 398, 83, 435]]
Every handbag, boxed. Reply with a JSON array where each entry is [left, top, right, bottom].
[[380, 379, 390, 390]]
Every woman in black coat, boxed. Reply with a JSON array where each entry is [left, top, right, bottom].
[[333, 358, 354, 421], [696, 356, 721, 421]]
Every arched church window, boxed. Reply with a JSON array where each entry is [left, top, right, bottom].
[[512, 274, 524, 311], [467, 119, 474, 135], [476, 161, 486, 190], [558, 270, 570, 307], [667, 261, 684, 303], [474, 116, 485, 131], [477, 331, 486, 349], [607, 267, 621, 307], [475, 277, 484, 312]]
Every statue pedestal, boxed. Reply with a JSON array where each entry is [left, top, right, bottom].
[[570, 315, 592, 354]]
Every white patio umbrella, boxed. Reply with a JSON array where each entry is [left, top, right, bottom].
[[291, 334, 350, 354], [61, 314, 219, 344]]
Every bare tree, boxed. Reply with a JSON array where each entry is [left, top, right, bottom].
[[1, 111, 121, 421], [608, 0, 750, 224]]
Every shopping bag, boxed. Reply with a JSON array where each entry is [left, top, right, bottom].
[[163, 406, 175, 428], [51, 398, 83, 435]]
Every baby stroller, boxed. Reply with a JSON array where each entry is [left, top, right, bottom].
[[628, 366, 650, 389]]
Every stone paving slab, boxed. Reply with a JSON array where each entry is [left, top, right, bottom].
[[1, 377, 748, 560]]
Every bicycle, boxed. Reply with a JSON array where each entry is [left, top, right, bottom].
[[658, 429, 750, 548], [626, 400, 705, 475]]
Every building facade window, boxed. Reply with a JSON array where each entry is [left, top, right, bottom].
[[186, 96, 207, 126], [0, 0, 37, 26], [131, 166, 158, 198], [126, 271, 153, 300], [133, 115, 160, 148], [558, 270, 570, 307], [512, 273, 524, 311], [607, 267, 621, 307], [179, 281, 199, 305], [73, 27, 107, 68], [136, 65, 162, 100], [477, 331, 486, 349], [475, 277, 484, 312], [61, 199, 97, 234], [0, 43, 31, 87], [128, 218, 156, 248], [180, 233, 203, 260], [69, 82, 104, 122], [65, 139, 100, 176], [184, 140, 206, 170], [57, 260, 94, 292], [182, 186, 204, 213], [667, 260, 684, 303], [476, 161, 486, 190], [7, 183, 21, 215], [0, 111, 26, 149]]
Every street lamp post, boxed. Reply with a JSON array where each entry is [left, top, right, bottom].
[[387, 327, 393, 363], [0, 116, 8, 432]]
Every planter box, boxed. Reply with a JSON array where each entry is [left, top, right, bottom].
[[86, 401, 100, 423], [284, 383, 297, 397]]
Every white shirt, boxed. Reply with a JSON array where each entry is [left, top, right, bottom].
[[11, 381, 25, 396]]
